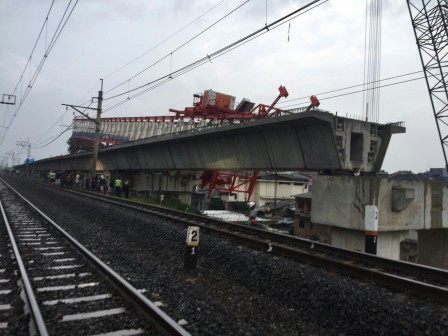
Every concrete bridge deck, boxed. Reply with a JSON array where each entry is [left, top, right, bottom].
[[20, 110, 405, 173]]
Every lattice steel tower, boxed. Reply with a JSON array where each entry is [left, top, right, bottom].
[[407, 0, 448, 169]]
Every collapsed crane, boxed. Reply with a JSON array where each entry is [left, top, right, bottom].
[[169, 85, 319, 120], [71, 85, 320, 202], [169, 86, 320, 202]]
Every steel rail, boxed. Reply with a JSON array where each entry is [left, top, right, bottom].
[[225, 222, 448, 284], [0, 199, 49, 335], [0, 179, 191, 336], [62, 187, 448, 304], [70, 187, 448, 282], [269, 243, 448, 304]]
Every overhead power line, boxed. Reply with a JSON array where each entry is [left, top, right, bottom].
[[30, 0, 234, 152], [10, 1, 55, 97], [0, 0, 79, 147], [31, 0, 324, 151], [33, 100, 95, 149], [278, 71, 423, 105], [280, 74, 426, 109], [30, 0, 416, 151], [73, 0, 229, 111], [102, 0, 327, 112], [103, 0, 227, 82], [35, 71, 426, 151], [32, 120, 75, 150], [104, 0, 250, 96]]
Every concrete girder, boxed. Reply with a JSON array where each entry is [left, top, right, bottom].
[[17, 110, 405, 173]]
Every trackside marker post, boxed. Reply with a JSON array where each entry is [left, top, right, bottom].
[[185, 226, 199, 271], [365, 205, 378, 255]]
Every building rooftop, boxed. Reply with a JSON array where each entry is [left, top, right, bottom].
[[386, 169, 448, 183], [257, 172, 310, 182]]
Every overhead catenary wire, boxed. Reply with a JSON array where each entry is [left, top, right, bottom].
[[280, 74, 426, 110], [19, 1, 416, 153], [278, 70, 423, 105], [28, 6, 415, 151], [29, 0, 237, 152], [33, 71, 427, 150], [9, 0, 55, 98], [102, 0, 327, 108], [102, 0, 227, 82], [76, 79, 102, 107], [32, 119, 75, 149], [104, 0, 251, 96], [33, 101, 95, 149], [36, 75, 102, 149], [0, 0, 56, 147], [10, 1, 78, 108], [71, 1, 228, 112], [26, 0, 326, 152], [94, 74, 427, 142], [33, 113, 67, 145], [0, 0, 79, 148]]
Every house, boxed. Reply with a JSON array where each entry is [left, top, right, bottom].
[[226, 172, 312, 208]]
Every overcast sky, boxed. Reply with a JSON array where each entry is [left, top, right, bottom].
[[0, 0, 441, 173]]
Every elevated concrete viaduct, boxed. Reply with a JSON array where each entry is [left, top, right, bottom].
[[27, 109, 448, 268], [295, 175, 448, 269], [19, 110, 405, 174]]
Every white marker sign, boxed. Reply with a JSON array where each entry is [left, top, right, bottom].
[[365, 205, 378, 232], [186, 226, 200, 247]]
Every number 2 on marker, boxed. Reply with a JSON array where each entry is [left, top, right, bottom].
[[186, 226, 200, 247]]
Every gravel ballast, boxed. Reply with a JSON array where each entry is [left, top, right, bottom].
[[3, 176, 448, 335]]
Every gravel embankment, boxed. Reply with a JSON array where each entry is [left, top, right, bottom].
[[3, 175, 448, 336]]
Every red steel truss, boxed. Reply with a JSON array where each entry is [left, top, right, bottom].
[[71, 85, 320, 201], [199, 170, 259, 202]]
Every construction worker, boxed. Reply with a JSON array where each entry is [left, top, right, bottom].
[[123, 178, 130, 198], [99, 175, 107, 194], [249, 208, 258, 224], [48, 170, 56, 184], [114, 177, 122, 197]]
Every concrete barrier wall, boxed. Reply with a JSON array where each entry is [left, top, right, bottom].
[[311, 175, 446, 232]]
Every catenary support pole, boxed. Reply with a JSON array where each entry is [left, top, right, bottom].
[[92, 79, 103, 176]]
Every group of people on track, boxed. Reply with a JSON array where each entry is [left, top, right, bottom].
[[97, 175, 130, 197], [46, 170, 130, 198]]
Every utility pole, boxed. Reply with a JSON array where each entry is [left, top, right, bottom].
[[6, 151, 15, 167], [0, 154, 8, 169], [62, 79, 103, 178], [92, 79, 103, 175], [16, 138, 31, 163]]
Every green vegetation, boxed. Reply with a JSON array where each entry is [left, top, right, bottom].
[[131, 195, 202, 215]]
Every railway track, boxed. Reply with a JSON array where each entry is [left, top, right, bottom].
[[0, 180, 191, 335], [58, 183, 448, 304]]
